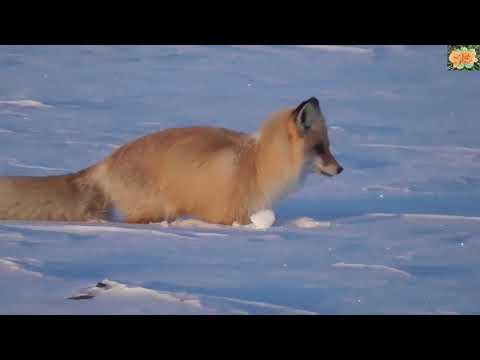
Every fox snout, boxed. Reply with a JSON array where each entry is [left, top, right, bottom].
[[313, 152, 343, 177]]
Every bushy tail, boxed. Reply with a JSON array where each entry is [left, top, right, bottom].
[[0, 166, 111, 222]]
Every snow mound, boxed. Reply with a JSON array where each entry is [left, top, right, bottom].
[[67, 279, 317, 315], [0, 100, 52, 109], [249, 209, 276, 229], [290, 217, 331, 229], [333, 262, 413, 278], [0, 258, 43, 277], [68, 279, 203, 307]]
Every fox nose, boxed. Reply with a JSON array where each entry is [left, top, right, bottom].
[[337, 166, 343, 174]]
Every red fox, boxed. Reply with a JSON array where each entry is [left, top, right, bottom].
[[0, 97, 343, 225]]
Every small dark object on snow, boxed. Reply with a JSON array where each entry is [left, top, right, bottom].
[[67, 294, 95, 300]]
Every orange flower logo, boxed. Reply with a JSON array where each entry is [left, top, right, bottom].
[[449, 46, 479, 70], [449, 50, 463, 68], [462, 50, 477, 66]]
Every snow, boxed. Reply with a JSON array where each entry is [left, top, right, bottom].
[[297, 45, 374, 56], [250, 209, 276, 229], [65, 278, 316, 315], [0, 45, 479, 314], [0, 100, 52, 109], [333, 262, 413, 278], [288, 217, 331, 229], [0, 258, 43, 277]]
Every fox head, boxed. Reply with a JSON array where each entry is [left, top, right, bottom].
[[291, 97, 343, 177]]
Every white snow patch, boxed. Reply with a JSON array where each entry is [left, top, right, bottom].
[[69, 279, 204, 308], [0, 100, 52, 109], [250, 209, 276, 229], [394, 251, 416, 261], [403, 214, 480, 222], [329, 126, 345, 132], [0, 109, 28, 118], [362, 185, 410, 193], [358, 143, 480, 153], [203, 294, 317, 315], [182, 232, 228, 238], [0, 258, 43, 277], [333, 262, 413, 278], [68, 279, 317, 315], [368, 213, 480, 222], [2, 223, 197, 240], [289, 217, 331, 229], [358, 143, 429, 151], [366, 213, 398, 219], [298, 45, 373, 56], [0, 232, 25, 241], [7, 159, 70, 172]]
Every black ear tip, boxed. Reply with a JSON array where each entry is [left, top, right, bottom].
[[308, 97, 319, 107], [293, 96, 320, 116]]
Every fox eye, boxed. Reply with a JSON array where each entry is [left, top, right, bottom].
[[314, 143, 325, 154]]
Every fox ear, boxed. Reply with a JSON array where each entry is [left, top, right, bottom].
[[293, 97, 320, 135]]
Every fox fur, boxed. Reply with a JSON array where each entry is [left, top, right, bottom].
[[0, 97, 343, 225]]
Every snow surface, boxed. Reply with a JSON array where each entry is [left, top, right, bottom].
[[1, 45, 479, 314]]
